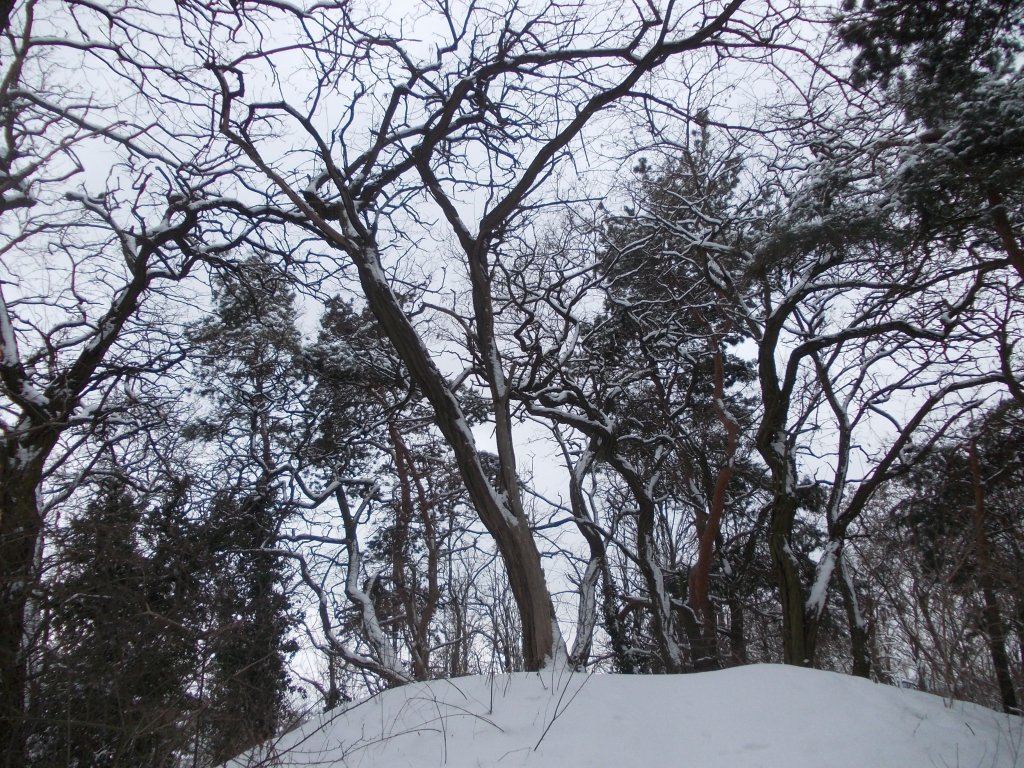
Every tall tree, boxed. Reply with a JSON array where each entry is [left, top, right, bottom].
[[30, 477, 202, 768], [874, 403, 1023, 712], [745, 157, 1002, 667], [201, 491, 297, 764], [0, 4, 281, 761], [186, 256, 302, 754], [201, 0, 793, 670], [840, 0, 1024, 281], [592, 136, 762, 671]]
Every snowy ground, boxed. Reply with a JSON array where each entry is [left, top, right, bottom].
[[228, 664, 1023, 768]]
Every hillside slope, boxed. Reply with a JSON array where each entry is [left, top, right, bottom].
[[228, 665, 1022, 767]]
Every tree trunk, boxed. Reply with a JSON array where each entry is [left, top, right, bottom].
[[726, 594, 748, 666], [687, 334, 739, 672], [969, 439, 1020, 715], [609, 455, 684, 672], [836, 554, 871, 678], [564, 445, 603, 670], [0, 456, 43, 768], [757, 421, 812, 667], [679, 601, 719, 672], [979, 584, 1018, 714], [757, 307, 813, 668], [350, 254, 562, 670], [389, 422, 433, 681], [986, 187, 1024, 282], [767, 493, 812, 666]]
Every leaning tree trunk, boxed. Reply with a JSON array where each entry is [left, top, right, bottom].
[[349, 251, 562, 670]]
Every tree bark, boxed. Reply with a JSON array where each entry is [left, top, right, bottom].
[[687, 333, 740, 672], [726, 594, 748, 666], [969, 439, 1020, 715], [836, 554, 871, 678], [349, 254, 562, 670], [756, 288, 814, 667], [563, 444, 603, 670], [986, 188, 1024, 282], [0, 449, 46, 768], [767, 493, 812, 666], [608, 455, 684, 672], [389, 422, 440, 681]]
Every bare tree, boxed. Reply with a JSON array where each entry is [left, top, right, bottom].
[[193, 0, 800, 672], [738, 136, 1009, 668], [857, 403, 1024, 711], [0, 2, 297, 762]]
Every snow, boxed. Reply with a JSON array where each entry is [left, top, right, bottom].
[[805, 540, 840, 616], [225, 665, 1022, 768]]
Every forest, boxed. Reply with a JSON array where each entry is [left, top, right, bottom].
[[1, 0, 1023, 765]]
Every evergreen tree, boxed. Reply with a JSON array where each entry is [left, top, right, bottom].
[[839, 0, 1024, 282], [186, 256, 303, 757], [200, 491, 297, 764], [890, 403, 1023, 713], [187, 255, 305, 473], [30, 478, 202, 768], [302, 295, 407, 480], [589, 134, 765, 671]]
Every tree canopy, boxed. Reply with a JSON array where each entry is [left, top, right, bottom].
[[1, 1, 1022, 764]]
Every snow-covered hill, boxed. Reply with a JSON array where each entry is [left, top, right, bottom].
[[228, 665, 1022, 767]]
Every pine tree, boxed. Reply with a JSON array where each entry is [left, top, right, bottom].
[[889, 403, 1023, 713], [587, 133, 764, 671], [839, 0, 1024, 281], [302, 295, 407, 480], [186, 255, 303, 758]]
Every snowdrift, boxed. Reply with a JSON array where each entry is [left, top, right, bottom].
[[228, 664, 1023, 767]]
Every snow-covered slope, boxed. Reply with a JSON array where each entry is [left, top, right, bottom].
[[229, 665, 1022, 767]]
